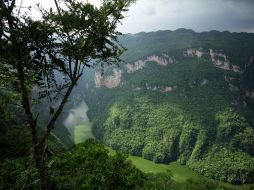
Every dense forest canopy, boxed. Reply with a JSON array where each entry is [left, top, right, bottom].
[[84, 29, 254, 185]]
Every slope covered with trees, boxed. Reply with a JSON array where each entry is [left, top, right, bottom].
[[84, 29, 254, 184]]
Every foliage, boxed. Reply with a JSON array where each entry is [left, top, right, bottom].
[[0, 140, 146, 190], [1, 0, 136, 188], [84, 29, 254, 184], [51, 139, 146, 189], [189, 145, 254, 184], [1, 136, 254, 190], [0, 157, 40, 190]]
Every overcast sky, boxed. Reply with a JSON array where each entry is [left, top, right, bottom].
[[17, 0, 254, 33]]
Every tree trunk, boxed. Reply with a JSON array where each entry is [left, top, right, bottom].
[[8, 22, 52, 189], [34, 145, 51, 190], [5, 3, 79, 189], [13, 39, 52, 189]]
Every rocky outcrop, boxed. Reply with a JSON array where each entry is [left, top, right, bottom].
[[95, 69, 121, 88], [224, 76, 234, 82], [147, 55, 173, 66], [186, 48, 203, 58], [145, 85, 174, 93], [125, 54, 174, 73], [229, 84, 239, 91], [249, 56, 254, 66], [245, 90, 254, 99], [125, 60, 146, 73], [185, 48, 241, 73], [209, 49, 241, 72], [161, 86, 173, 92], [245, 56, 254, 69], [200, 79, 208, 86], [132, 85, 174, 93], [133, 87, 142, 91]]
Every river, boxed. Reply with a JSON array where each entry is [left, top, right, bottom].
[[63, 101, 94, 144]]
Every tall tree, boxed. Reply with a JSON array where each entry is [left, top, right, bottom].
[[0, 0, 135, 189]]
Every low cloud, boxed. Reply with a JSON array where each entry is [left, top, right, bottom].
[[16, 0, 254, 34], [118, 0, 254, 33]]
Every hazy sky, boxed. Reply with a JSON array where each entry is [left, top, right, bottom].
[[17, 0, 254, 33]]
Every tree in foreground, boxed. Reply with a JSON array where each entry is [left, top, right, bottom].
[[0, 0, 135, 189]]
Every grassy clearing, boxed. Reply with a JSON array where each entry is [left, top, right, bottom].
[[107, 148, 253, 189], [128, 155, 253, 190], [128, 155, 201, 182]]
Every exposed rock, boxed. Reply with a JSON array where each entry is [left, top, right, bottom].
[[196, 50, 203, 58], [95, 69, 121, 88], [161, 86, 173, 93], [133, 87, 141, 91], [147, 55, 170, 66], [143, 85, 174, 93], [186, 48, 196, 57], [242, 56, 254, 72], [214, 59, 224, 66], [232, 65, 241, 72], [246, 56, 254, 68], [209, 49, 240, 72], [229, 84, 239, 91], [201, 79, 208, 86], [125, 54, 174, 73], [125, 60, 146, 73], [186, 48, 203, 58], [152, 86, 158, 91], [245, 90, 254, 99], [184, 48, 241, 72], [225, 76, 236, 83]]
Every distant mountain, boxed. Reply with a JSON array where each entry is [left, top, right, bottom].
[[82, 29, 254, 184]]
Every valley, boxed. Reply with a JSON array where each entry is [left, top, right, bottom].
[[82, 29, 254, 185], [2, 0, 254, 188], [1, 28, 254, 189], [53, 28, 254, 188]]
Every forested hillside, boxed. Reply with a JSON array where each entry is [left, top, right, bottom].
[[84, 29, 254, 184]]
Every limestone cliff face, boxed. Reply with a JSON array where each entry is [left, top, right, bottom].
[[125, 60, 146, 73], [246, 56, 254, 69], [95, 69, 121, 88], [201, 79, 208, 86], [94, 49, 252, 90], [209, 49, 241, 72], [125, 54, 174, 73], [186, 48, 203, 58], [147, 55, 173, 66], [185, 48, 241, 73], [161, 86, 174, 92]]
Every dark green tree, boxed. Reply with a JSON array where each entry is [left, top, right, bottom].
[[0, 0, 135, 189]]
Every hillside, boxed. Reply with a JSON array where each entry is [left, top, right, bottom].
[[83, 29, 254, 184]]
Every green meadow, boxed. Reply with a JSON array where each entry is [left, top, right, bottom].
[[128, 155, 253, 190]]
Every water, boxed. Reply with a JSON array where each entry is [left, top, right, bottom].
[[63, 101, 94, 144]]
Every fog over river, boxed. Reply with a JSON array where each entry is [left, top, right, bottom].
[[63, 101, 94, 144]]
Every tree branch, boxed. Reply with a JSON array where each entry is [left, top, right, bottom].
[[39, 73, 81, 146]]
